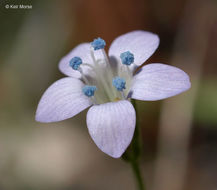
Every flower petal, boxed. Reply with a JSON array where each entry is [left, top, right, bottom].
[[36, 77, 92, 123], [86, 100, 136, 158], [109, 30, 159, 66], [59, 43, 104, 78], [130, 63, 191, 101]]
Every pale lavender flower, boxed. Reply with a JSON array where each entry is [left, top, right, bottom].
[[36, 31, 191, 158]]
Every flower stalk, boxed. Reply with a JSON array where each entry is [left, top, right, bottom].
[[122, 99, 145, 190], [130, 158, 145, 190]]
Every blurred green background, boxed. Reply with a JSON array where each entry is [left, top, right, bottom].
[[0, 0, 217, 189]]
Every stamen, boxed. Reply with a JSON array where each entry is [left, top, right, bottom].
[[82, 85, 97, 97], [101, 49, 116, 97], [78, 68, 89, 84], [120, 51, 134, 65], [82, 63, 95, 69], [112, 77, 126, 91], [69, 56, 82, 70], [90, 48, 97, 63], [121, 91, 126, 99], [90, 46, 113, 101], [101, 49, 113, 75], [91, 37, 106, 50]]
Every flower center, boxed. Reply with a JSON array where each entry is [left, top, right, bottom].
[[69, 38, 135, 105]]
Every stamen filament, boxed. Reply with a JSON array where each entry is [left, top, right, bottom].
[[101, 49, 117, 97], [90, 48, 98, 64], [82, 63, 95, 69], [91, 96, 98, 105], [121, 91, 126, 100], [102, 49, 112, 74], [90, 48, 114, 101], [126, 65, 133, 78], [78, 68, 89, 84]]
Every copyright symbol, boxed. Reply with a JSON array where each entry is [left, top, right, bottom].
[[5, 4, 9, 9]]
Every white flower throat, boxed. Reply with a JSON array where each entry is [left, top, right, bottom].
[[69, 38, 135, 105]]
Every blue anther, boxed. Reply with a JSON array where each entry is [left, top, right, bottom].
[[82, 85, 97, 97], [112, 77, 126, 91], [69, 57, 82, 70], [91, 37, 106, 50], [120, 51, 134, 65]]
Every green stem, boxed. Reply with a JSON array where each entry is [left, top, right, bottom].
[[131, 99, 142, 158], [130, 159, 145, 190], [122, 99, 146, 190]]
